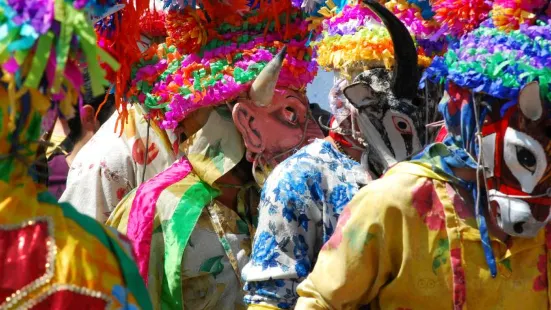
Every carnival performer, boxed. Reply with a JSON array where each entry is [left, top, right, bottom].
[[109, 107, 258, 310], [0, 0, 152, 308], [296, 3, 551, 309], [106, 2, 324, 309], [60, 2, 176, 222], [40, 78, 116, 200], [241, 1, 445, 308]]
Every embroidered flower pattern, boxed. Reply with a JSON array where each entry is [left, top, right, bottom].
[[330, 184, 354, 216], [132, 138, 159, 165], [445, 183, 471, 220], [432, 238, 450, 274], [251, 232, 280, 270]]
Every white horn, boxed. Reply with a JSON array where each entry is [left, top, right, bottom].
[[249, 46, 287, 107], [518, 81, 542, 121]]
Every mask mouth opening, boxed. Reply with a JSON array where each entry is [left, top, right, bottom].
[[490, 194, 548, 238]]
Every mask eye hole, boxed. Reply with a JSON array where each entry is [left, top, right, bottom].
[[392, 116, 412, 135], [516, 146, 537, 174], [283, 106, 298, 125]]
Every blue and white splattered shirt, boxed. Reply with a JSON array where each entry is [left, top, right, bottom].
[[242, 139, 368, 309]]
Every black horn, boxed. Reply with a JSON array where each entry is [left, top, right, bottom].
[[363, 0, 420, 99]]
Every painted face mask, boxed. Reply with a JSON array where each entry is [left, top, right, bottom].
[[325, 78, 367, 150], [341, 1, 440, 177], [232, 47, 324, 169], [419, 10, 551, 275], [477, 82, 551, 237], [126, 5, 323, 172]]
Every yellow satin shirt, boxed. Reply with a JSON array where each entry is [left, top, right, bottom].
[[297, 163, 549, 310]]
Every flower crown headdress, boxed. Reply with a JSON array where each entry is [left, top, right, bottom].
[[314, 0, 447, 79], [127, 0, 338, 129]]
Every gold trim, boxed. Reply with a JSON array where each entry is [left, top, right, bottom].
[[16, 284, 112, 310], [1, 217, 57, 309]]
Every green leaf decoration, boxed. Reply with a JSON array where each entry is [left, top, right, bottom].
[[432, 238, 450, 274], [214, 105, 233, 120], [501, 258, 512, 272], [199, 255, 225, 279], [236, 219, 250, 235], [432, 257, 441, 272], [204, 139, 225, 174], [345, 228, 375, 252]]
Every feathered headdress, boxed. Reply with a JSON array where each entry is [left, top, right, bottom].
[[127, 0, 335, 129]]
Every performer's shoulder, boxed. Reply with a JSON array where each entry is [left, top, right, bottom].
[[351, 169, 435, 217]]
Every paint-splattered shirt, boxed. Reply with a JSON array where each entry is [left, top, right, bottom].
[[61, 106, 178, 222], [242, 139, 368, 309], [296, 162, 549, 310]]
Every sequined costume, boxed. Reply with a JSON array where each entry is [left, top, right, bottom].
[[0, 1, 151, 309]]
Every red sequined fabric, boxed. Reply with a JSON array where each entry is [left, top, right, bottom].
[[0, 221, 49, 301], [32, 290, 108, 309]]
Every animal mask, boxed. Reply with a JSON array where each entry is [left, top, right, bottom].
[[232, 47, 324, 167], [480, 81, 551, 237], [342, 0, 440, 176]]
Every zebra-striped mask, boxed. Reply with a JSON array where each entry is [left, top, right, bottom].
[[342, 0, 441, 177]]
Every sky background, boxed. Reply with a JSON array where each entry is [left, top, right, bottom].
[[306, 68, 334, 111]]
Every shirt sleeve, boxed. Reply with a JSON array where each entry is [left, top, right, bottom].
[[60, 146, 135, 223], [242, 162, 322, 309], [295, 181, 402, 310]]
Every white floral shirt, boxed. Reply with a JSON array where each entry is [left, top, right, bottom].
[[241, 139, 368, 309], [60, 106, 178, 223]]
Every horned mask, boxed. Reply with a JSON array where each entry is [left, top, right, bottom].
[[232, 47, 324, 168], [342, 0, 440, 176], [479, 81, 551, 237]]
